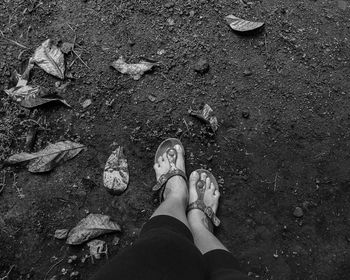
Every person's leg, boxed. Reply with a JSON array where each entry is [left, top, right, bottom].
[[91, 145, 207, 280], [187, 171, 227, 253], [151, 144, 190, 229], [187, 171, 249, 280]]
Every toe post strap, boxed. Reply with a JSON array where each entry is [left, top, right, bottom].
[[152, 169, 187, 192], [187, 201, 221, 227]]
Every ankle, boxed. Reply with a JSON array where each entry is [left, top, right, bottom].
[[188, 211, 212, 232]]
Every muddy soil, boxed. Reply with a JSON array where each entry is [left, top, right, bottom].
[[1, 0, 350, 279]]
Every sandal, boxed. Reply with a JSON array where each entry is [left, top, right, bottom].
[[187, 169, 221, 227], [152, 138, 187, 201]]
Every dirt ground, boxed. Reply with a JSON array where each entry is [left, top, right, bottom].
[[1, 0, 350, 279]]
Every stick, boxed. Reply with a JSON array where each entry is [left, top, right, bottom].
[[273, 173, 278, 192], [72, 50, 91, 69], [1, 36, 28, 49], [44, 258, 64, 280], [0, 265, 15, 280]]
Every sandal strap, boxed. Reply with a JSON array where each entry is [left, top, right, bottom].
[[152, 169, 187, 192], [187, 201, 221, 227]]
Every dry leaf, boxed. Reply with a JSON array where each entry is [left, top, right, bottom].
[[225, 15, 264, 32], [20, 93, 71, 109], [67, 214, 121, 245], [103, 146, 129, 195], [189, 104, 219, 132], [87, 240, 107, 260], [5, 141, 85, 173], [54, 229, 69, 240], [60, 42, 75, 54], [32, 39, 65, 79], [111, 56, 154, 80], [5, 85, 42, 102]]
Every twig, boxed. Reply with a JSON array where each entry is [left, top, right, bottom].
[[72, 50, 91, 69], [0, 265, 15, 280], [44, 258, 64, 280], [1, 35, 28, 49], [183, 118, 189, 132], [273, 173, 278, 192], [20, 119, 46, 130], [0, 171, 6, 195]]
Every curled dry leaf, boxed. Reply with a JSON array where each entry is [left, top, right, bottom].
[[103, 146, 129, 195], [60, 42, 75, 54], [67, 214, 121, 245], [5, 85, 42, 102], [4, 56, 69, 108], [87, 240, 107, 260], [111, 56, 155, 80], [32, 39, 65, 79], [54, 229, 69, 240], [225, 15, 264, 32], [189, 104, 219, 132], [5, 140, 85, 173]]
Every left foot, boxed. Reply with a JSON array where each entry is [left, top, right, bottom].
[[153, 145, 188, 200], [187, 171, 220, 231]]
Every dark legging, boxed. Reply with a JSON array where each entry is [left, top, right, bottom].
[[91, 215, 249, 280]]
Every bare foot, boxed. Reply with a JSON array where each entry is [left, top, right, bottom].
[[187, 171, 220, 231], [153, 144, 187, 200]]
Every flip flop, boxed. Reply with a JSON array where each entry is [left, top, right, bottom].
[[152, 138, 187, 201], [187, 169, 221, 227]]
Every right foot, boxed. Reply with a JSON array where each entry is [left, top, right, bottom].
[[187, 171, 220, 232], [153, 144, 188, 201]]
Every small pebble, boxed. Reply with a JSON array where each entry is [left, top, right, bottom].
[[242, 111, 250, 119], [243, 69, 252, 76], [293, 207, 304, 218], [193, 58, 209, 74], [82, 99, 92, 109], [70, 271, 80, 279]]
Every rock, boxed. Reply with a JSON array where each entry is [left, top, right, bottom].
[[242, 111, 250, 119], [165, 2, 174, 8], [88, 239, 107, 260], [167, 18, 175, 26], [293, 207, 304, 218], [148, 94, 156, 102], [70, 271, 80, 279], [54, 229, 69, 240], [82, 99, 92, 109], [193, 58, 209, 74], [243, 69, 252, 76], [67, 255, 78, 264], [112, 236, 120, 246]]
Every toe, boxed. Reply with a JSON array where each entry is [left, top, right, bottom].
[[206, 177, 212, 190], [208, 182, 215, 194], [200, 172, 207, 181], [157, 155, 163, 165], [190, 171, 200, 186], [174, 144, 183, 155]]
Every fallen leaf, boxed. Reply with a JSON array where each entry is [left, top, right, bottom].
[[111, 56, 155, 80], [189, 104, 219, 132], [32, 39, 65, 79], [20, 93, 71, 109], [5, 85, 43, 102], [225, 15, 264, 32], [87, 240, 107, 260], [60, 42, 75, 54], [103, 146, 129, 195], [82, 99, 92, 109], [5, 141, 85, 173], [67, 214, 121, 245], [5, 84, 70, 109], [54, 229, 69, 240]]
